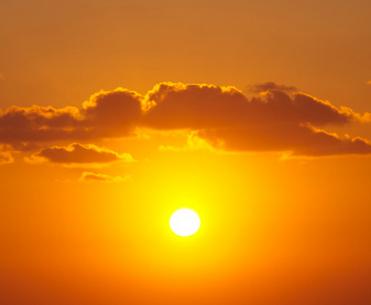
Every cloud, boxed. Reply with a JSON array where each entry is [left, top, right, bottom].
[[248, 82, 298, 93], [0, 88, 143, 149], [0, 105, 82, 145], [143, 82, 370, 156], [34, 143, 133, 165], [1, 81, 370, 157], [199, 125, 371, 156], [0, 150, 14, 165], [79, 171, 129, 183], [158, 131, 215, 152], [82, 89, 143, 137], [144, 82, 356, 129], [144, 82, 249, 129]]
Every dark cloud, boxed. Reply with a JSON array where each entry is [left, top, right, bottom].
[[82, 89, 142, 137], [0, 82, 370, 157], [0, 105, 83, 144], [0, 89, 143, 149], [144, 83, 249, 129], [200, 125, 371, 156], [143, 82, 370, 156], [36, 143, 133, 164], [144, 82, 355, 129]]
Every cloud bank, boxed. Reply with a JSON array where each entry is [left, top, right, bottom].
[[1, 82, 370, 157]]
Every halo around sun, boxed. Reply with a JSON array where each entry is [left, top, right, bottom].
[[169, 208, 201, 237]]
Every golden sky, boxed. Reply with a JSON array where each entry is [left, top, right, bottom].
[[1, 1, 371, 304]]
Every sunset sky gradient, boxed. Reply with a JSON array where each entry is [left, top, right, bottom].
[[1, 1, 371, 304]]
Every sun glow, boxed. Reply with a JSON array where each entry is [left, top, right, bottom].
[[170, 208, 201, 237]]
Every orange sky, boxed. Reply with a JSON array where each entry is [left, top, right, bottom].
[[1, 1, 371, 305]]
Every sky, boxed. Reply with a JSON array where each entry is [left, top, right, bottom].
[[1, 1, 371, 304]]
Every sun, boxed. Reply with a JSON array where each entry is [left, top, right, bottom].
[[169, 208, 201, 237]]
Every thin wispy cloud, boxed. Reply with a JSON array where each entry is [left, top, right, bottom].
[[79, 171, 130, 183]]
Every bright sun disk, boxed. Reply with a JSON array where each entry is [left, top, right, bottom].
[[170, 208, 201, 237]]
